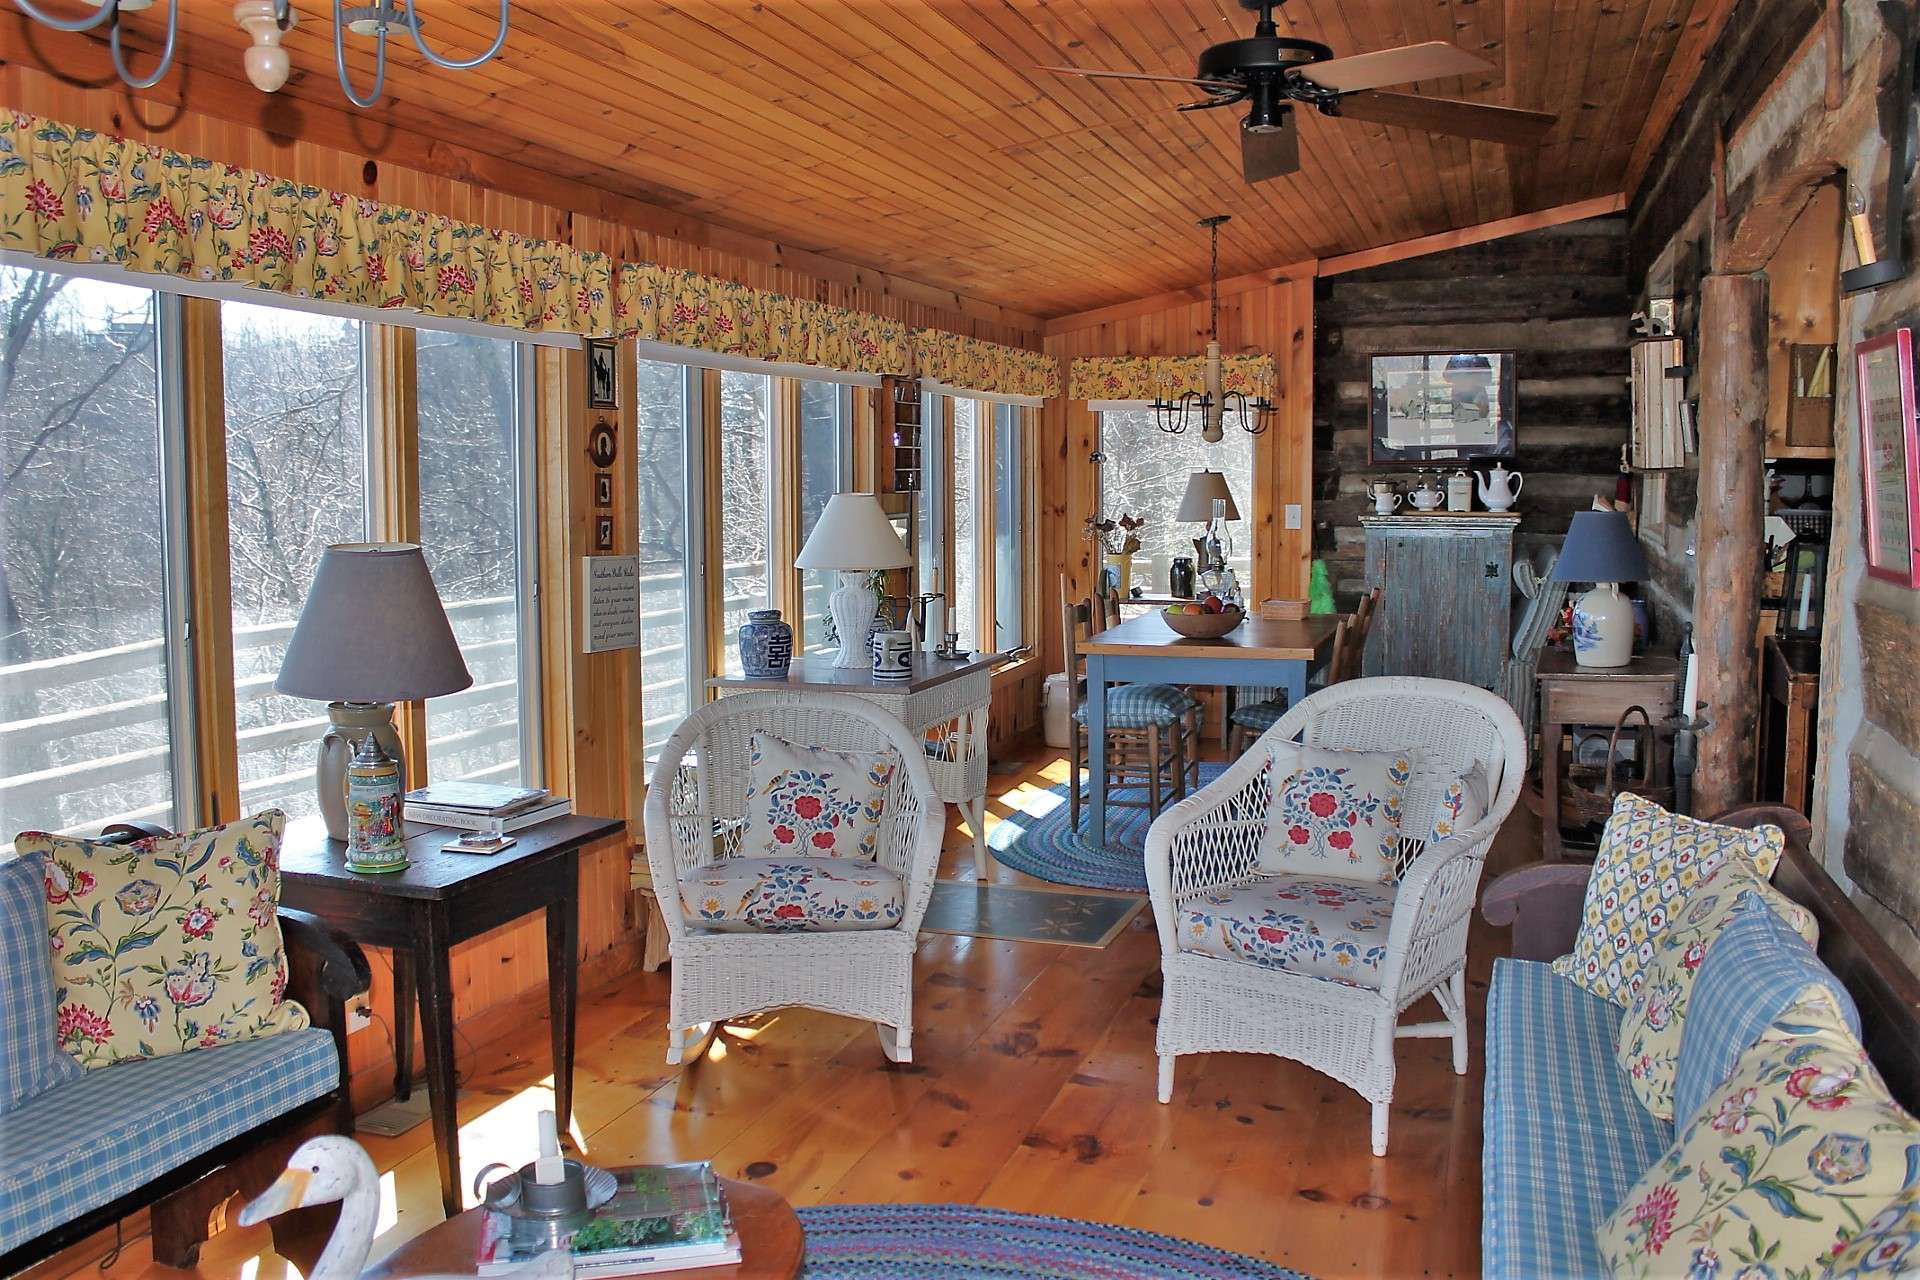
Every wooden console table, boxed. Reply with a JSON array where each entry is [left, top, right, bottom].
[[279, 812, 626, 1218], [1536, 648, 1679, 860]]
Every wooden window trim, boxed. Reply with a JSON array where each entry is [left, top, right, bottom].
[[179, 296, 240, 827], [366, 324, 428, 789]]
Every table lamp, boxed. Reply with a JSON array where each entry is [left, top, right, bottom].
[[795, 493, 913, 668], [276, 543, 473, 840], [1550, 510, 1650, 668], [1177, 469, 1241, 576]]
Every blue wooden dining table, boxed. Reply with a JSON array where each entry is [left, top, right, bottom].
[[1079, 610, 1341, 847]]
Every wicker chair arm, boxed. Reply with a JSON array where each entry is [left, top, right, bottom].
[[1144, 746, 1276, 953]]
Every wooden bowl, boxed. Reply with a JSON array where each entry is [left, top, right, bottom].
[[1161, 606, 1244, 639]]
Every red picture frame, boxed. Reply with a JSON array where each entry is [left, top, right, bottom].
[[1855, 327, 1920, 588]]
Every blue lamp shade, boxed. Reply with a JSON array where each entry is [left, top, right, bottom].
[[1550, 511, 1650, 584]]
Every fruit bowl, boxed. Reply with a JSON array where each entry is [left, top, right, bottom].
[[1161, 604, 1244, 639]]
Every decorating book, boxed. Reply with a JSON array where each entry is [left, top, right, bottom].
[[477, 1162, 741, 1276], [404, 782, 551, 814], [405, 797, 573, 833]]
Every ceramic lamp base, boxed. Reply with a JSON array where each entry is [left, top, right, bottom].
[[828, 572, 878, 669], [317, 702, 406, 841], [1571, 583, 1634, 668]]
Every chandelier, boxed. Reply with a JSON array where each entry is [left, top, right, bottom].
[[12, 0, 510, 107], [1152, 214, 1277, 442]]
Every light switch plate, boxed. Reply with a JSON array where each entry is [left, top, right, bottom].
[[1284, 504, 1303, 530]]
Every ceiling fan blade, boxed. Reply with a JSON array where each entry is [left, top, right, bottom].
[[1035, 65, 1243, 92], [1241, 113, 1299, 183], [1334, 91, 1556, 146], [1296, 41, 1491, 93], [1178, 91, 1248, 112]]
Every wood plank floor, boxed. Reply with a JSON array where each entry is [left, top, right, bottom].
[[34, 746, 1530, 1280]]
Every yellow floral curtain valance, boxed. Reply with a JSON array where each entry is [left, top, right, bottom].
[[2, 112, 619, 335], [613, 263, 910, 375], [911, 328, 1060, 400], [1069, 354, 1275, 401]]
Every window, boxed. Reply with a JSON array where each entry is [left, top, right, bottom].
[[715, 371, 772, 678], [1097, 407, 1255, 590], [416, 331, 536, 785], [992, 402, 1027, 650], [916, 391, 947, 631], [223, 304, 368, 819], [636, 359, 696, 761], [951, 397, 979, 649], [0, 267, 185, 841], [796, 379, 851, 655]]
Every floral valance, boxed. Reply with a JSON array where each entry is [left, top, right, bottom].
[[911, 328, 1060, 400], [1069, 354, 1275, 401], [1, 110, 1047, 390]]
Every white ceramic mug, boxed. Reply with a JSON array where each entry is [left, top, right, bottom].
[[871, 630, 913, 681], [1372, 491, 1402, 514]]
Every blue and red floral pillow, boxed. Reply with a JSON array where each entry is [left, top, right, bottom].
[[1256, 744, 1418, 884], [742, 734, 898, 862]]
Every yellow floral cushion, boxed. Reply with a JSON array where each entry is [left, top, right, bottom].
[[22, 812, 309, 1068], [1615, 856, 1818, 1121], [1822, 1183, 1920, 1278], [1554, 792, 1785, 1007], [1599, 987, 1920, 1278]]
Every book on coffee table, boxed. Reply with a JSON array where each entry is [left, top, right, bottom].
[[477, 1162, 741, 1276]]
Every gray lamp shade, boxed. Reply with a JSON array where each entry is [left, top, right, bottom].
[[1550, 510, 1650, 584], [1175, 469, 1242, 522], [275, 543, 473, 703]]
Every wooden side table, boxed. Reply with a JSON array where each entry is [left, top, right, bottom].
[[365, 1176, 803, 1278], [1535, 648, 1679, 859], [1759, 635, 1820, 815], [279, 813, 626, 1218]]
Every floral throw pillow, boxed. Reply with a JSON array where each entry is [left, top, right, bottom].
[[1598, 986, 1920, 1278], [1822, 1183, 1920, 1278], [1425, 762, 1489, 844], [1255, 743, 1418, 883], [742, 734, 897, 862], [1615, 857, 1819, 1122], [1553, 791, 1786, 1007], [21, 811, 309, 1068]]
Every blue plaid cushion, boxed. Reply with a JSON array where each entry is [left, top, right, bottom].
[[1672, 892, 1860, 1128], [0, 854, 79, 1114], [0, 1027, 337, 1253], [1483, 958, 1673, 1280], [1073, 683, 1198, 729], [1228, 698, 1287, 733]]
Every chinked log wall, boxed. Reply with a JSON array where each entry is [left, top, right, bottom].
[[1312, 216, 1633, 610]]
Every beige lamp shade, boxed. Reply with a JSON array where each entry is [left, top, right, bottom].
[[795, 493, 912, 571], [275, 543, 473, 703], [1176, 469, 1242, 522]]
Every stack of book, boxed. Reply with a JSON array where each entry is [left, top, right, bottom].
[[403, 782, 572, 833], [477, 1162, 742, 1276]]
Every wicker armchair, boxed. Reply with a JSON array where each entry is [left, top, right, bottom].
[[643, 691, 944, 1065], [1144, 676, 1526, 1156]]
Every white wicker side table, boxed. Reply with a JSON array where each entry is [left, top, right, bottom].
[[709, 653, 1000, 876]]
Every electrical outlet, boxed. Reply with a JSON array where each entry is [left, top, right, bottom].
[[347, 997, 374, 1034], [1284, 503, 1303, 530]]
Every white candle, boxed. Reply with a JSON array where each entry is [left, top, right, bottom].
[[1796, 573, 1813, 631], [1681, 647, 1700, 725], [533, 1109, 564, 1184]]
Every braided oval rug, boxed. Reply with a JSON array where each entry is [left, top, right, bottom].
[[985, 763, 1228, 892], [794, 1203, 1311, 1279]]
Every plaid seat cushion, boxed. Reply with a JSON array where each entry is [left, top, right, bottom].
[[1227, 699, 1286, 733], [1483, 958, 1674, 1280], [0, 1027, 337, 1254], [1176, 874, 1396, 989], [1672, 892, 1860, 1128], [1072, 683, 1199, 729], [0, 854, 79, 1114]]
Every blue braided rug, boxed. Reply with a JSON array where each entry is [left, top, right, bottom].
[[985, 763, 1227, 892], [794, 1203, 1310, 1279]]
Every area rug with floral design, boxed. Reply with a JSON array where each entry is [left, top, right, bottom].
[[985, 764, 1228, 891], [794, 1203, 1312, 1278]]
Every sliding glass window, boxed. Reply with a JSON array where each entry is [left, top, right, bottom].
[[636, 359, 697, 760], [796, 379, 851, 655], [992, 402, 1027, 651], [1098, 405, 1254, 590], [0, 267, 185, 843]]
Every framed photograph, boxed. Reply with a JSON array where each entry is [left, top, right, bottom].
[[1855, 326, 1920, 587], [586, 419, 618, 469], [1368, 351, 1517, 464], [585, 338, 619, 409], [594, 515, 615, 552], [594, 471, 613, 508]]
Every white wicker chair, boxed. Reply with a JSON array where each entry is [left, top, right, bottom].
[[642, 691, 944, 1065], [1144, 676, 1527, 1156]]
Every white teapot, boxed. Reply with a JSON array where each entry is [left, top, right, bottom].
[[1475, 462, 1524, 511]]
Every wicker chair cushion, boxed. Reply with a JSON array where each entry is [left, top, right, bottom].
[[1424, 762, 1489, 843], [1254, 744, 1418, 883], [1071, 683, 1199, 729], [1227, 699, 1286, 733], [1175, 874, 1397, 989], [742, 733, 896, 861], [679, 857, 904, 933]]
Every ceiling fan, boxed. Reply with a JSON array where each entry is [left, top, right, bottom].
[[1037, 0, 1556, 184]]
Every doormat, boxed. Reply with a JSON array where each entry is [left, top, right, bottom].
[[920, 880, 1144, 948]]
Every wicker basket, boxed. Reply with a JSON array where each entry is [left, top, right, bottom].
[[1161, 606, 1244, 639], [1559, 704, 1672, 824]]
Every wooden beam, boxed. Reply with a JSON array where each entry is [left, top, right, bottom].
[[179, 296, 240, 828], [1043, 260, 1316, 337], [1691, 273, 1769, 815], [1621, 0, 1743, 198], [366, 324, 427, 790]]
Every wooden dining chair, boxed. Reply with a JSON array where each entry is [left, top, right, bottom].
[[1061, 594, 1198, 830], [1225, 587, 1384, 756]]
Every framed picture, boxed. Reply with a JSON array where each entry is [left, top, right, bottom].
[[594, 515, 615, 552], [586, 338, 619, 409], [1368, 351, 1517, 464], [1855, 326, 1920, 587], [594, 472, 613, 508], [586, 419, 618, 469]]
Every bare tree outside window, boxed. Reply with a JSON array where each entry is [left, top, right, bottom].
[[717, 371, 771, 678], [1098, 407, 1255, 592], [636, 359, 690, 759]]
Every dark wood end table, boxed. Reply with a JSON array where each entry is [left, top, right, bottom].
[[364, 1176, 803, 1278], [279, 813, 627, 1218], [1535, 648, 1679, 859]]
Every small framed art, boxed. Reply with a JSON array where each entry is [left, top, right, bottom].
[[586, 338, 619, 409], [594, 472, 613, 508], [1855, 326, 1920, 587], [594, 515, 615, 552]]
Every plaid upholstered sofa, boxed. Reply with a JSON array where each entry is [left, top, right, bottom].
[[0, 824, 369, 1273], [1480, 805, 1920, 1278]]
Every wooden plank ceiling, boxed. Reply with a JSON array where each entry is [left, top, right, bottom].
[[67, 0, 1718, 317]]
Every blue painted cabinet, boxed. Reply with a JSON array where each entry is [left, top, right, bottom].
[[1360, 514, 1519, 692]]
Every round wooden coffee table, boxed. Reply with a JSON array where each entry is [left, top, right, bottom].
[[365, 1176, 802, 1278]]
